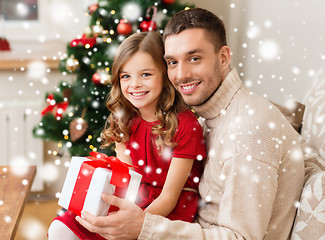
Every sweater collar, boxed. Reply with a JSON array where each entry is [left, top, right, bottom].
[[192, 68, 243, 120]]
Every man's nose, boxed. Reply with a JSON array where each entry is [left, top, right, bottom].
[[176, 62, 191, 80]]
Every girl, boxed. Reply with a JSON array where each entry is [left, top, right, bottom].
[[48, 31, 206, 240]]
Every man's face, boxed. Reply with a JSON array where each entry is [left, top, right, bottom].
[[164, 28, 223, 106]]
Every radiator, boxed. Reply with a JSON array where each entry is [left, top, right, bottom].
[[0, 100, 43, 191]]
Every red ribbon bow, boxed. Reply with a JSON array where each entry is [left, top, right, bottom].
[[41, 94, 68, 119], [86, 151, 134, 188], [69, 152, 134, 216]]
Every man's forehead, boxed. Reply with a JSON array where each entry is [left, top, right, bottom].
[[164, 29, 209, 58]]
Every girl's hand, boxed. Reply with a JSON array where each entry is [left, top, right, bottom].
[[75, 193, 145, 240]]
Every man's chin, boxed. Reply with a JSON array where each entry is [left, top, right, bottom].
[[182, 96, 202, 107]]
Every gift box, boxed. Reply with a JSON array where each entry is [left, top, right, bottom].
[[58, 152, 142, 217]]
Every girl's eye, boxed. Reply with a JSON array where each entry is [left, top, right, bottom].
[[142, 73, 151, 77], [120, 74, 130, 79]]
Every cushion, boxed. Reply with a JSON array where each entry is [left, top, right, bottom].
[[290, 67, 325, 239], [290, 167, 325, 240], [272, 101, 305, 133], [301, 67, 325, 160]]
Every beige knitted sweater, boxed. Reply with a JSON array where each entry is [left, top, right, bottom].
[[138, 68, 305, 240]]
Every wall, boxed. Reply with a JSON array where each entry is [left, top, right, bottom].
[[181, 0, 324, 105]]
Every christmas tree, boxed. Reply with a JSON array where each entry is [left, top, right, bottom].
[[33, 0, 195, 157]]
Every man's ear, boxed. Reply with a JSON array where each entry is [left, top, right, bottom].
[[219, 46, 231, 72]]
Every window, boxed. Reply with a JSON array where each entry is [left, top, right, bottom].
[[0, 0, 38, 21]]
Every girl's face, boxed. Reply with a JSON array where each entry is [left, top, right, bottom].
[[119, 51, 164, 122]]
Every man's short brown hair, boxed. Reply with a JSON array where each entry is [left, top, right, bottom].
[[163, 7, 227, 52]]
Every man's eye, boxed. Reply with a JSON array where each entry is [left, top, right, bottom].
[[167, 60, 177, 66], [190, 57, 200, 62]]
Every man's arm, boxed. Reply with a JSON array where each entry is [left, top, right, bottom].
[[76, 194, 246, 240]]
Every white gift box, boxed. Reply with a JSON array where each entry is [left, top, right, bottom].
[[58, 156, 142, 216]]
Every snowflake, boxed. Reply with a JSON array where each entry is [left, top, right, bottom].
[[258, 39, 279, 61], [91, 100, 100, 109], [291, 148, 303, 161], [121, 2, 142, 22], [252, 174, 260, 183], [193, 176, 200, 183], [124, 149, 131, 155], [294, 200, 301, 208], [9, 156, 30, 177], [62, 129, 69, 135], [229, 133, 236, 140], [55, 192, 61, 199], [208, 149, 216, 158], [138, 160, 144, 166], [27, 61, 46, 80], [39, 163, 59, 182], [205, 195, 212, 202], [131, 141, 139, 150], [156, 222, 168, 233], [246, 155, 252, 161], [22, 179, 29, 185], [4, 216, 12, 223], [162, 147, 172, 160], [220, 109, 227, 115], [268, 122, 276, 129], [247, 25, 260, 39], [145, 166, 151, 173], [19, 217, 46, 239]]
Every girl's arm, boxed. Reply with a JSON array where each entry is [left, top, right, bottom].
[[144, 157, 194, 217], [115, 141, 133, 168]]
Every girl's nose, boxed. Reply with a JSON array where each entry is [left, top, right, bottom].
[[130, 77, 141, 88]]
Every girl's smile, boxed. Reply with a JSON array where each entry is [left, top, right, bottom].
[[129, 91, 149, 98]]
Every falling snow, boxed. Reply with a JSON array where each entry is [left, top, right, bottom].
[[1, 2, 324, 239]]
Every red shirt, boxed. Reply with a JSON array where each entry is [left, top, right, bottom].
[[125, 109, 206, 222]]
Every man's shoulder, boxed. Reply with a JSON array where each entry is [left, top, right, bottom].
[[235, 90, 285, 121]]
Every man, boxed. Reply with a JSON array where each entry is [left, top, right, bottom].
[[76, 7, 305, 240]]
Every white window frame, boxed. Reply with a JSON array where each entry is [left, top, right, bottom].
[[0, 0, 91, 57], [2, 0, 53, 40]]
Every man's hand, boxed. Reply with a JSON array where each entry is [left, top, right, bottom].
[[75, 193, 145, 240]]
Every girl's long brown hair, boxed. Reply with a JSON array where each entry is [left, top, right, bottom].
[[101, 31, 186, 152]]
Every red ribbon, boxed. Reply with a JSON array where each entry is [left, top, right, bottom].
[[70, 34, 96, 48], [69, 152, 134, 216], [41, 94, 68, 118]]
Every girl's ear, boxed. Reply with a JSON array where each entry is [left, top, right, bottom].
[[219, 46, 231, 72]]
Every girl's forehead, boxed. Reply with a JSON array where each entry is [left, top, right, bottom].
[[120, 52, 158, 72]]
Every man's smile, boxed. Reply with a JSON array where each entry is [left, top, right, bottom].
[[179, 82, 200, 94]]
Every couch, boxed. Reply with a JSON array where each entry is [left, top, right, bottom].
[[281, 67, 325, 239]]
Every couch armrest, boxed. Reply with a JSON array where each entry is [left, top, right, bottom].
[[290, 166, 325, 239]]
